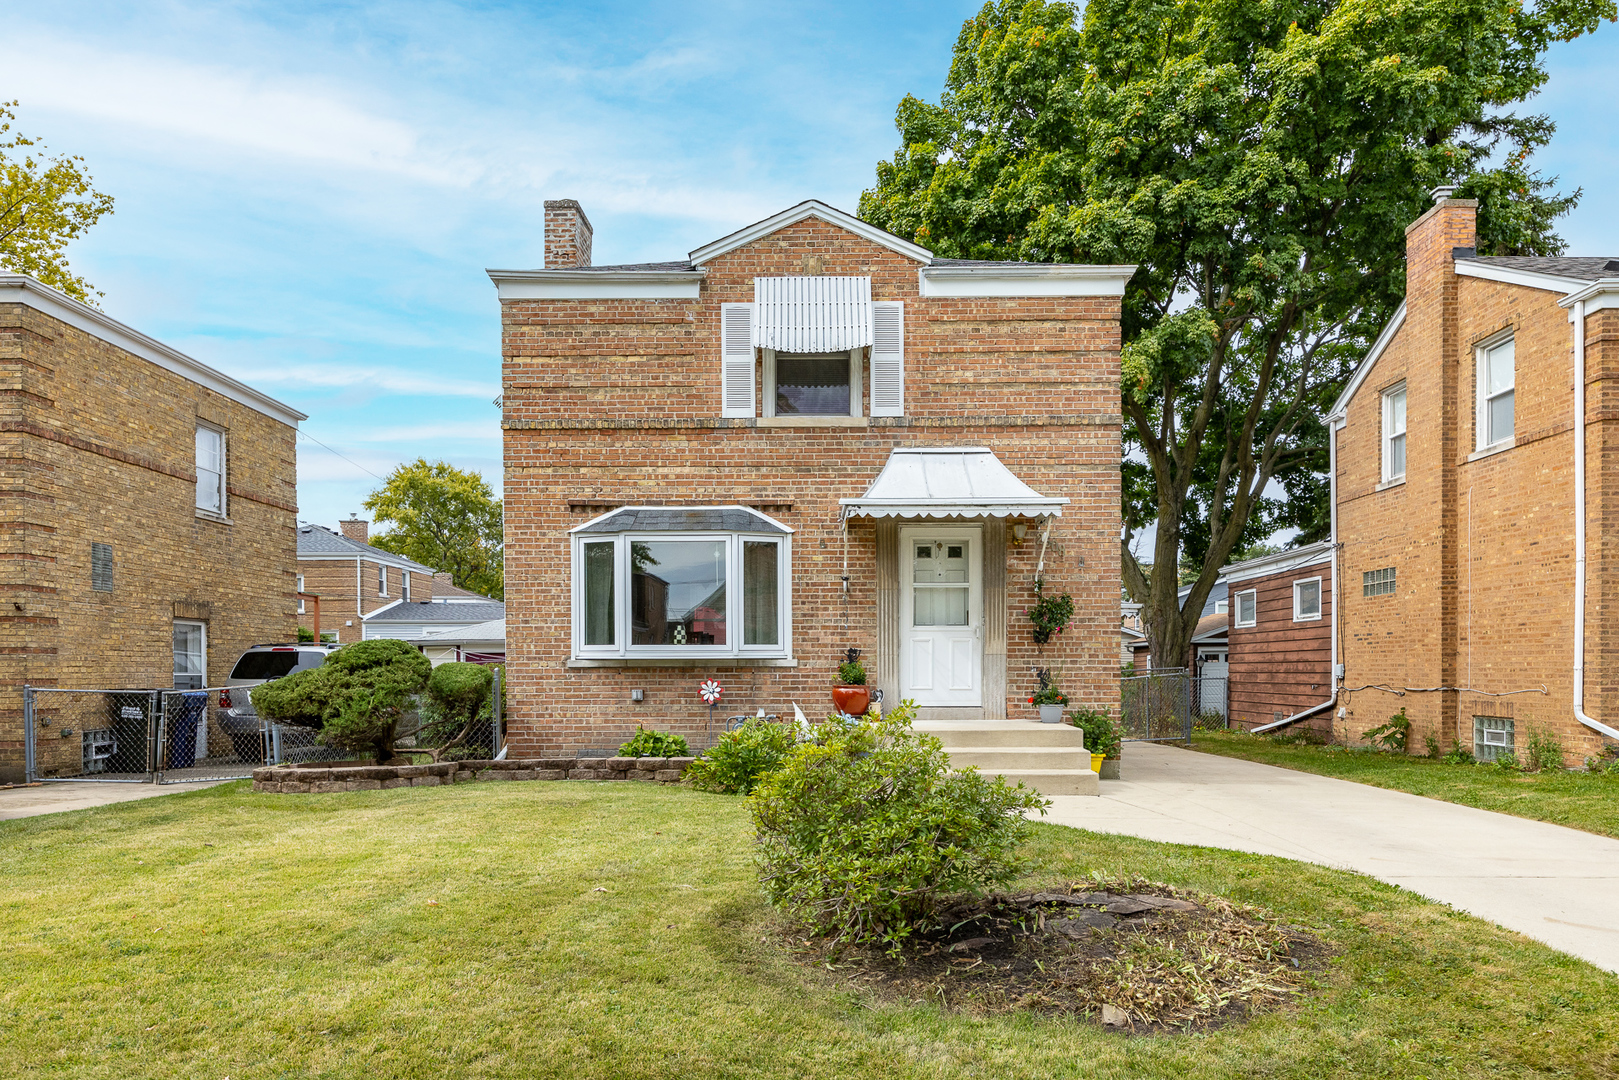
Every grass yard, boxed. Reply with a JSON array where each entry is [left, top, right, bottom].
[[1191, 730, 1619, 839], [1, 781, 1616, 1079]]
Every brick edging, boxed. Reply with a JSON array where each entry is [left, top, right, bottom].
[[251, 755, 696, 794]]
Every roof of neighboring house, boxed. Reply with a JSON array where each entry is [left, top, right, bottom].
[[429, 575, 500, 602], [1221, 540, 1334, 585], [364, 600, 506, 624], [1191, 612, 1228, 644], [297, 524, 436, 573], [415, 617, 506, 645]]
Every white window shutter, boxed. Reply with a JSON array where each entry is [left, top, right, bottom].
[[870, 301, 905, 416], [721, 303, 756, 418]]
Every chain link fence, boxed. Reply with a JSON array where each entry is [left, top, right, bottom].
[[1120, 668, 1193, 743]]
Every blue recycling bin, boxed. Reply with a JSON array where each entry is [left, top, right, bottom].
[[167, 692, 207, 769]]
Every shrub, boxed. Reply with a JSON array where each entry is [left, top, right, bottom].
[[1192, 708, 1227, 732], [1490, 751, 1521, 773], [618, 726, 690, 758], [251, 640, 431, 764], [1441, 741, 1475, 766], [1586, 744, 1619, 774], [751, 702, 1049, 955], [837, 660, 867, 685], [1026, 578, 1074, 645], [1522, 725, 1564, 773], [1070, 705, 1121, 758], [1362, 708, 1411, 752], [684, 719, 797, 795]]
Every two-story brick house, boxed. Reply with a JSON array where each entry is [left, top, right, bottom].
[[491, 199, 1132, 755], [1329, 189, 1619, 764], [296, 517, 438, 644], [1, 274, 304, 782]]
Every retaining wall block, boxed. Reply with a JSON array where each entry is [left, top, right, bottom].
[[635, 757, 669, 770], [606, 757, 634, 772], [381, 777, 411, 790], [534, 769, 567, 781], [412, 775, 441, 787], [654, 769, 684, 783], [397, 765, 432, 778]]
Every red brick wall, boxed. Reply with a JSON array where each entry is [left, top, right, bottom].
[[1227, 560, 1333, 730], [501, 218, 1122, 753]]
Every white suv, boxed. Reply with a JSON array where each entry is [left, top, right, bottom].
[[219, 643, 338, 759]]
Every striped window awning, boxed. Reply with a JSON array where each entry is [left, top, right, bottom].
[[754, 276, 872, 352]]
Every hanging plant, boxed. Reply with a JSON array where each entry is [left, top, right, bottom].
[[1027, 578, 1074, 646]]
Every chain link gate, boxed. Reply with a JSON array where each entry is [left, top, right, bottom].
[[25, 686, 262, 783], [1120, 668, 1193, 743]]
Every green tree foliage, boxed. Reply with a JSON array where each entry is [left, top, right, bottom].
[[0, 102, 115, 304], [750, 702, 1049, 954], [860, 0, 1611, 671], [250, 640, 431, 764], [415, 661, 494, 762], [363, 460, 503, 599]]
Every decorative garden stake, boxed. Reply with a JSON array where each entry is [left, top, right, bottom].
[[700, 679, 723, 741]]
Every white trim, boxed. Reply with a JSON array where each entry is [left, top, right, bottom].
[[1558, 278, 1619, 312], [1381, 382, 1407, 483], [296, 552, 436, 573], [1328, 302, 1405, 422], [1475, 330, 1515, 452], [1454, 260, 1592, 294], [567, 504, 793, 536], [1293, 576, 1323, 622], [1220, 540, 1335, 584], [689, 200, 932, 266], [194, 422, 226, 517], [362, 598, 404, 620], [917, 264, 1136, 297], [1569, 298, 1619, 740], [1233, 589, 1257, 628], [0, 275, 306, 426], [485, 269, 703, 300]]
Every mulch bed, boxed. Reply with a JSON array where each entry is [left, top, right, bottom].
[[789, 876, 1333, 1035]]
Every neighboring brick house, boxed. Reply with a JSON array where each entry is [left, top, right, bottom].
[[1221, 542, 1334, 734], [295, 518, 436, 644], [1329, 188, 1619, 763], [492, 199, 1132, 753], [0, 275, 303, 782]]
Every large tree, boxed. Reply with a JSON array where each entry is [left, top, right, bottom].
[[0, 101, 115, 303], [861, 0, 1610, 670], [364, 459, 504, 599]]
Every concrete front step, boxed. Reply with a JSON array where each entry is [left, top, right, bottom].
[[917, 721, 1087, 748], [988, 768, 1099, 796], [916, 721, 1098, 796], [944, 747, 1091, 772]]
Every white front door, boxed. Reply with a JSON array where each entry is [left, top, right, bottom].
[[900, 528, 982, 707]]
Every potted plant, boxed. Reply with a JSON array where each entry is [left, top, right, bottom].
[[1028, 667, 1068, 723], [1027, 578, 1075, 645], [1070, 705, 1122, 778], [832, 648, 870, 716]]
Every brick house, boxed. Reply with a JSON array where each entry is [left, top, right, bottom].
[[1328, 188, 1619, 763], [491, 199, 1132, 753], [0, 275, 303, 782], [1221, 542, 1334, 734], [296, 517, 437, 644]]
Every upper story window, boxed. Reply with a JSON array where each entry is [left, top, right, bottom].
[[767, 351, 861, 417], [1234, 589, 1257, 628], [1477, 335, 1515, 450], [378, 565, 388, 596], [572, 506, 792, 659], [403, 571, 411, 601], [1293, 577, 1322, 621], [297, 573, 305, 614], [195, 424, 225, 516], [1382, 383, 1406, 482]]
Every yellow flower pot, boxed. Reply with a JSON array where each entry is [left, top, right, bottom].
[[1090, 752, 1104, 774]]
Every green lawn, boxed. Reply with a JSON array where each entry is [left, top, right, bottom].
[[1191, 730, 1619, 839], [1, 781, 1616, 1079]]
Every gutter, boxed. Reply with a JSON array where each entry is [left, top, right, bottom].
[[1568, 296, 1619, 741], [1252, 697, 1336, 734]]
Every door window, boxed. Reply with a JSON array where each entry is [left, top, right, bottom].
[[173, 620, 207, 690], [912, 541, 969, 625]]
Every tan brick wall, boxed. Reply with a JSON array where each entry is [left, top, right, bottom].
[[0, 302, 298, 780], [501, 219, 1122, 753], [297, 555, 435, 643], [1336, 202, 1611, 763]]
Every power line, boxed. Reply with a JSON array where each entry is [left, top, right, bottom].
[[296, 428, 386, 481]]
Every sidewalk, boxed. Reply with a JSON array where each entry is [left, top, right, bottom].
[[1044, 741, 1619, 974], [0, 780, 227, 821]]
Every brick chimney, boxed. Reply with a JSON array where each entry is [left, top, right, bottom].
[[544, 199, 594, 268], [339, 516, 369, 544]]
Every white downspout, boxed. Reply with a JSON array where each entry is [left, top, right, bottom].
[[1571, 299, 1619, 740]]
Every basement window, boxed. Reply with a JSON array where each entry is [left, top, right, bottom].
[[1473, 716, 1515, 763], [1363, 567, 1397, 597]]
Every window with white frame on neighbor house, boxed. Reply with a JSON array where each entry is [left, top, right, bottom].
[[1382, 383, 1406, 481], [378, 565, 387, 596], [1234, 589, 1257, 627], [575, 530, 790, 659], [403, 571, 411, 601], [1477, 335, 1514, 449], [173, 620, 206, 690], [195, 424, 225, 516], [1293, 577, 1322, 621], [297, 574, 305, 615]]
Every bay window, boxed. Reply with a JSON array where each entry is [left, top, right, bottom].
[[572, 506, 792, 659]]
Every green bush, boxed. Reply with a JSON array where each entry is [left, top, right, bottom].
[[1441, 741, 1475, 766], [1362, 708, 1411, 752], [750, 702, 1049, 955], [1522, 724, 1564, 773], [1069, 705, 1121, 758], [836, 660, 867, 685], [618, 727, 690, 758], [684, 719, 797, 795], [251, 640, 431, 764]]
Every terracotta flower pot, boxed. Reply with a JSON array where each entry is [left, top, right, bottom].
[[832, 684, 870, 717]]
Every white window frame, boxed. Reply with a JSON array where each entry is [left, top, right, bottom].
[[1234, 589, 1257, 628], [1293, 576, 1323, 622], [297, 574, 305, 615], [173, 619, 207, 690], [195, 423, 226, 517], [403, 571, 411, 601], [1475, 332, 1515, 451], [571, 530, 793, 660], [1381, 382, 1407, 482], [378, 565, 388, 597], [762, 348, 864, 418]]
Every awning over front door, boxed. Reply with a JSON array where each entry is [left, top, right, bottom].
[[839, 447, 1068, 520]]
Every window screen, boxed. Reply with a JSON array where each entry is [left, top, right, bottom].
[[91, 542, 114, 592], [1363, 567, 1397, 597], [775, 353, 851, 416]]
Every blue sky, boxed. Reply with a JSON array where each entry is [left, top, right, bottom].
[[5, 2, 1616, 533]]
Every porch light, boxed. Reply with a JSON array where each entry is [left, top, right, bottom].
[[1012, 521, 1028, 544]]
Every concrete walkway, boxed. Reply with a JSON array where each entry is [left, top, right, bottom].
[[1044, 741, 1619, 974], [0, 780, 226, 821]]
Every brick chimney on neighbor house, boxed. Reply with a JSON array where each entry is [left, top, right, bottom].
[[544, 199, 593, 268], [339, 516, 369, 544]]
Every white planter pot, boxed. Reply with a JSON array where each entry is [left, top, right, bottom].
[[1038, 704, 1065, 724]]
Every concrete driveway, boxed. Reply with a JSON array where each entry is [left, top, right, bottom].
[[0, 780, 227, 821], [1044, 741, 1619, 975]]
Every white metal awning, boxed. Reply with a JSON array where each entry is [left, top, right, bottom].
[[839, 447, 1068, 520], [754, 275, 871, 352]]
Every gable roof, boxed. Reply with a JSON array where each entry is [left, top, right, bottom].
[[687, 200, 933, 266], [364, 600, 506, 624], [296, 524, 437, 573], [1327, 302, 1406, 424], [1454, 255, 1616, 293]]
